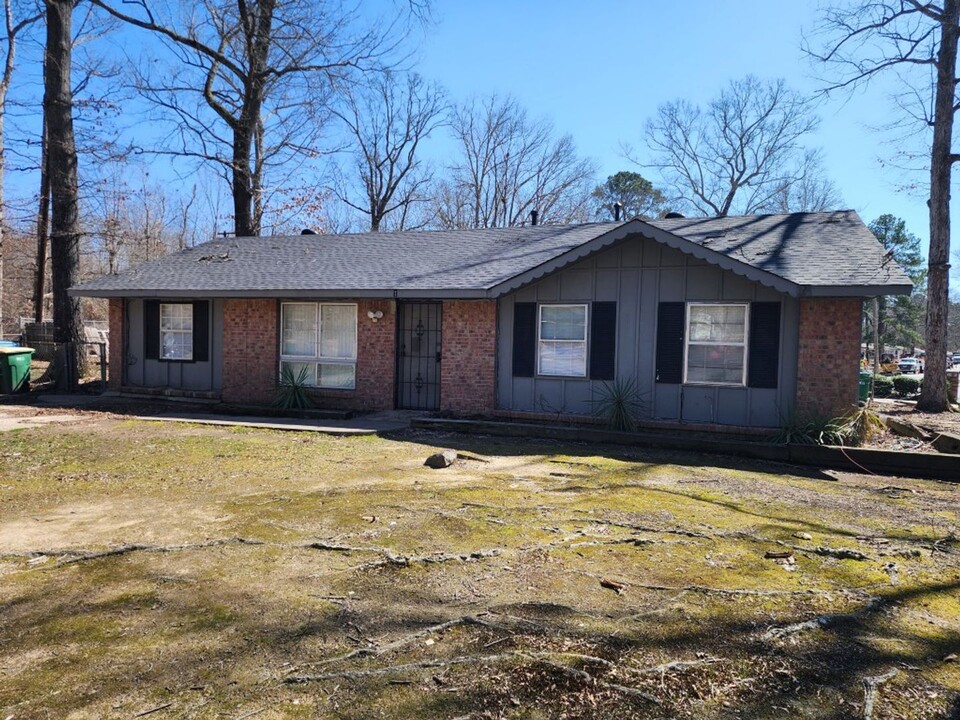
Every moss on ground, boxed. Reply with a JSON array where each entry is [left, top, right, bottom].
[[0, 417, 958, 718]]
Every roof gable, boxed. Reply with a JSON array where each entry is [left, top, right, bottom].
[[492, 211, 913, 298]]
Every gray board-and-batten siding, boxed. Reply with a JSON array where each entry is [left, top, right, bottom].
[[496, 235, 799, 428], [123, 298, 224, 391]]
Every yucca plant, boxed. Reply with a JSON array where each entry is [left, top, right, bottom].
[[839, 406, 885, 447], [772, 413, 850, 446], [273, 365, 314, 410], [591, 377, 646, 432]]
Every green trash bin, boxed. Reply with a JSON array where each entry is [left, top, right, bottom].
[[0, 346, 35, 393], [858, 369, 873, 402]]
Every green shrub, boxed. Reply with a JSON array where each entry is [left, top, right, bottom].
[[273, 365, 314, 410], [892, 375, 921, 397], [872, 375, 894, 398]]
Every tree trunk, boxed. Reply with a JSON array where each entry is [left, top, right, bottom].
[[0, 84, 5, 335], [232, 121, 254, 237], [917, 0, 959, 412], [44, 0, 83, 388], [34, 115, 49, 322], [876, 295, 887, 349], [230, 0, 272, 238]]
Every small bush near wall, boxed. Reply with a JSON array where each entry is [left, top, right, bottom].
[[873, 375, 894, 398], [892, 375, 921, 397]]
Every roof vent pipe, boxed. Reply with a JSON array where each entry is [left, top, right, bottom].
[[530, 209, 538, 226], [614, 202, 623, 222], [301, 228, 317, 235], [663, 212, 685, 219]]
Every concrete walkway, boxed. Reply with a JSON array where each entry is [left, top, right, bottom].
[[0, 395, 422, 435], [0, 413, 88, 432], [131, 410, 416, 435]]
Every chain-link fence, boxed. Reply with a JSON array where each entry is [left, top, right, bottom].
[[26, 341, 107, 391]]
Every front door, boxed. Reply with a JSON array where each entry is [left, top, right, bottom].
[[396, 302, 441, 410]]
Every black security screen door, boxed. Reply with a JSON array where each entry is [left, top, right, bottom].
[[396, 302, 441, 410]]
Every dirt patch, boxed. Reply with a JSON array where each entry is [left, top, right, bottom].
[[0, 412, 958, 719]]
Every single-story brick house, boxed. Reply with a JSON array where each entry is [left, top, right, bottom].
[[71, 210, 912, 428]]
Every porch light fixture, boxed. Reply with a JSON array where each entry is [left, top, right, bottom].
[[367, 309, 384, 322]]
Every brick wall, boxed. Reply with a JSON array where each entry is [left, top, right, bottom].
[[108, 298, 123, 390], [795, 297, 863, 418], [221, 299, 278, 405], [440, 299, 497, 415], [221, 298, 396, 411]]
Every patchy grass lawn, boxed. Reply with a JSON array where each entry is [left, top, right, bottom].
[[0, 413, 958, 719]]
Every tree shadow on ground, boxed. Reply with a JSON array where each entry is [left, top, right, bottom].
[[2, 545, 957, 719], [393, 426, 840, 482]]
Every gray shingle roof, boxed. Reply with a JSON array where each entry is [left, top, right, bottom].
[[71, 210, 913, 299], [651, 210, 912, 289]]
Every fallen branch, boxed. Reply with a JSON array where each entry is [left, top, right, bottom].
[[133, 703, 173, 718], [285, 653, 516, 684], [567, 538, 656, 549], [579, 517, 711, 539], [762, 599, 882, 641], [351, 548, 502, 571], [862, 669, 898, 720], [2, 537, 264, 567], [761, 615, 835, 641], [620, 580, 868, 598], [286, 651, 659, 704], [803, 546, 870, 561], [600, 578, 628, 594], [634, 657, 726, 675], [527, 655, 659, 704], [310, 614, 516, 666]]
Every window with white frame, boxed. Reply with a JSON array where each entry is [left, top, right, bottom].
[[537, 304, 587, 377], [280, 303, 357, 389], [684, 303, 748, 385], [160, 303, 193, 360]]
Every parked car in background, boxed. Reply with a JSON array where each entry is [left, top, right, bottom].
[[953, 353, 960, 367], [899, 357, 923, 374]]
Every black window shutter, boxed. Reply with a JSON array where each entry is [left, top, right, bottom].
[[589, 302, 617, 381], [193, 301, 210, 362], [512, 302, 537, 377], [655, 302, 685, 384], [748, 302, 781, 389], [144, 300, 160, 360]]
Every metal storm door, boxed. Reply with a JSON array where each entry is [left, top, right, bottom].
[[396, 302, 442, 410]]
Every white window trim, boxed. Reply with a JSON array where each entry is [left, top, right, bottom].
[[682, 302, 749, 387], [159, 302, 193, 361], [536, 303, 588, 378], [279, 302, 358, 390]]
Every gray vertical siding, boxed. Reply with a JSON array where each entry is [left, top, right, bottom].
[[496, 234, 798, 428], [123, 298, 223, 391]]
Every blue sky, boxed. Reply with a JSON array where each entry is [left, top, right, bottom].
[[415, 0, 939, 254], [2, 0, 945, 270]]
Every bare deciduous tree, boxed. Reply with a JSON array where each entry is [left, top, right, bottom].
[[87, 172, 199, 275], [641, 76, 836, 217], [89, 0, 425, 238], [808, 0, 957, 412], [33, 3, 124, 322], [332, 72, 445, 231], [0, 0, 40, 334], [45, 0, 84, 386], [436, 95, 595, 229]]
